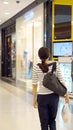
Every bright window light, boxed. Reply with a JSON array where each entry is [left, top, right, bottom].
[[3, 1, 8, 4], [5, 12, 10, 15]]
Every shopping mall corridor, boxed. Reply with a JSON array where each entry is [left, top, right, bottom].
[[0, 80, 73, 130]]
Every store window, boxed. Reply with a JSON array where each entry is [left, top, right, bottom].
[[16, 4, 43, 81], [1, 24, 16, 81], [54, 5, 72, 40], [11, 33, 16, 80]]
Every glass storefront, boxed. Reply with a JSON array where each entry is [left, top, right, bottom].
[[11, 33, 16, 80], [1, 24, 16, 81], [16, 4, 44, 82]]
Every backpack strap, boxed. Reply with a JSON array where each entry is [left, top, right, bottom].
[[37, 62, 56, 73], [46, 62, 56, 73], [51, 62, 56, 73]]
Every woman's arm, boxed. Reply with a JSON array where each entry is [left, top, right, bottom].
[[61, 82, 69, 103], [64, 92, 69, 104], [56, 63, 70, 103], [32, 84, 38, 108]]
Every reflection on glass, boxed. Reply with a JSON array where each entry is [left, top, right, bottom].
[[11, 33, 16, 80], [16, 4, 43, 80], [54, 5, 71, 40], [59, 63, 72, 92]]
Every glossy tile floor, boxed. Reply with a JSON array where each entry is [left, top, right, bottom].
[[0, 80, 73, 130]]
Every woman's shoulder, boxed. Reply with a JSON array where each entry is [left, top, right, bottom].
[[49, 61, 59, 65], [47, 61, 57, 66], [33, 64, 40, 70]]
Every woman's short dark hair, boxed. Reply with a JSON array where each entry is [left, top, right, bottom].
[[38, 47, 49, 73], [38, 47, 49, 60]]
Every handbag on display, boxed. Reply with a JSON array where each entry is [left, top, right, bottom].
[[38, 62, 67, 96]]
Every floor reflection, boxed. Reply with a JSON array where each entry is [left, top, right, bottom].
[[0, 80, 73, 130], [56, 98, 73, 130]]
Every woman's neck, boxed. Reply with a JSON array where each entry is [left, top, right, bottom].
[[45, 59, 49, 64]]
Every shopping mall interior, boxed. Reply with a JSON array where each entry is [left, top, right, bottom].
[[0, 0, 73, 130]]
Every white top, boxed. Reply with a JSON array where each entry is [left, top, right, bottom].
[[32, 62, 64, 95]]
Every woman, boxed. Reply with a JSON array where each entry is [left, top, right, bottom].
[[32, 47, 69, 130]]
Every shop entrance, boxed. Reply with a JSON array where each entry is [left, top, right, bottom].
[[1, 24, 16, 82]]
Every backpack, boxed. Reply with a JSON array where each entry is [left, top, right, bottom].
[[38, 62, 67, 96]]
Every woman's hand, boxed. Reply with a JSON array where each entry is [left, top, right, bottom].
[[33, 99, 37, 108], [61, 82, 70, 104], [65, 92, 69, 104]]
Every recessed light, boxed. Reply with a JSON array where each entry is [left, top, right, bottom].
[[5, 12, 10, 15], [3, 1, 8, 4]]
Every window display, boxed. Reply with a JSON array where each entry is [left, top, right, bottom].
[[6, 36, 12, 77], [11, 33, 16, 80], [53, 41, 72, 56], [16, 4, 43, 81], [59, 62, 72, 92]]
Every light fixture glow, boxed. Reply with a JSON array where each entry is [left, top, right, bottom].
[[3, 1, 8, 4], [5, 12, 10, 15]]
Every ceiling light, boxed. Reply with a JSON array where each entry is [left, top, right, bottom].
[[3, 1, 8, 4], [5, 12, 10, 15]]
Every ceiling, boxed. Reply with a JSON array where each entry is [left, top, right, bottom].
[[0, 0, 35, 25]]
